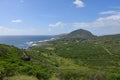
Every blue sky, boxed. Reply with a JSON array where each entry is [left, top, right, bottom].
[[0, 0, 120, 35]]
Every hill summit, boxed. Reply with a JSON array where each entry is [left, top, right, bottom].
[[63, 29, 96, 39]]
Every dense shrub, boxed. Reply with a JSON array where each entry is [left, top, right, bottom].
[[57, 70, 86, 80], [108, 73, 120, 80]]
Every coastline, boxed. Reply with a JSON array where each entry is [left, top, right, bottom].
[[0, 36, 56, 49], [26, 37, 56, 49]]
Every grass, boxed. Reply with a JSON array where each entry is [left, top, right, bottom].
[[4, 75, 38, 80], [0, 35, 120, 80]]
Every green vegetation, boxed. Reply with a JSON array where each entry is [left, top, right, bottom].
[[61, 29, 96, 39], [0, 29, 120, 80], [27, 32, 120, 80], [4, 75, 38, 80], [0, 44, 54, 80]]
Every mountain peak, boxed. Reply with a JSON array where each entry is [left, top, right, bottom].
[[63, 29, 96, 39], [70, 29, 92, 34]]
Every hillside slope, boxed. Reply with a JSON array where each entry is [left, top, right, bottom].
[[0, 29, 120, 80], [62, 29, 96, 39]]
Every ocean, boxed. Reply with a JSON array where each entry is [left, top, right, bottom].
[[0, 35, 55, 49]]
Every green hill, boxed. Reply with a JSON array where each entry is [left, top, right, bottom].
[[0, 30, 120, 80], [0, 44, 22, 59], [28, 30, 120, 80], [0, 44, 55, 80], [62, 29, 96, 39]]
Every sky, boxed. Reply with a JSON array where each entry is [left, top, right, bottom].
[[0, 0, 120, 35]]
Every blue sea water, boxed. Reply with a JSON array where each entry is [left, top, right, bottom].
[[0, 35, 55, 49]]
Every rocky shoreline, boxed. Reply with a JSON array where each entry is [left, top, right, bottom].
[[27, 38, 56, 48]]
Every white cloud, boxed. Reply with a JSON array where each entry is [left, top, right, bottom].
[[47, 10, 120, 35], [73, 10, 120, 28], [100, 10, 120, 15], [73, 0, 85, 8], [0, 26, 40, 35], [20, 0, 24, 3], [47, 11, 120, 35], [112, 6, 120, 9], [48, 22, 66, 27], [0, 26, 22, 35], [73, 22, 89, 27], [72, 11, 120, 35], [11, 19, 22, 23]]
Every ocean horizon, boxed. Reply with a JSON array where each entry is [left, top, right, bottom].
[[0, 35, 55, 49]]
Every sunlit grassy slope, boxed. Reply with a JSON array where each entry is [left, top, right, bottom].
[[28, 34, 120, 80], [0, 33, 120, 80], [4, 75, 38, 80]]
